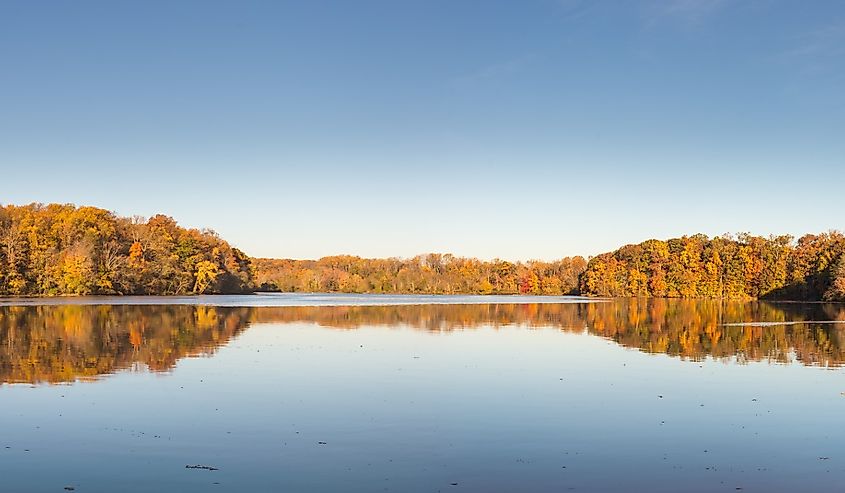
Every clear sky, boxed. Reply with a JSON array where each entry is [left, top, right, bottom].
[[1, 1, 843, 260]]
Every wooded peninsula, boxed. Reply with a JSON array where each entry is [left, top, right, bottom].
[[1, 203, 843, 301]]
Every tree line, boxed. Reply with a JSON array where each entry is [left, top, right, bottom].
[[0, 203, 252, 295], [253, 254, 587, 295], [579, 233, 845, 301], [0, 203, 587, 297], [2, 203, 844, 301]]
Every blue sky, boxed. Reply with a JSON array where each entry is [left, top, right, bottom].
[[1, 1, 843, 260]]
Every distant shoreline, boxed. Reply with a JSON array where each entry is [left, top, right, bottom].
[[2, 203, 843, 302], [0, 292, 840, 309], [0, 292, 601, 308]]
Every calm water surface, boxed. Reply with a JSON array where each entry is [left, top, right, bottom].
[[1, 295, 844, 492]]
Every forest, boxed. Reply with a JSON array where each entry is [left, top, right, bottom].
[[0, 203, 252, 295], [1, 203, 844, 301], [579, 233, 845, 301], [252, 255, 587, 295], [0, 203, 586, 296]]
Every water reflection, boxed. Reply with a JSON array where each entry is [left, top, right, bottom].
[[0, 305, 251, 384], [2, 299, 844, 384]]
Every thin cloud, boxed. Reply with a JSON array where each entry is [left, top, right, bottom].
[[784, 21, 845, 60], [452, 54, 540, 86], [779, 21, 845, 79], [644, 0, 728, 26], [775, 21, 845, 107], [554, 0, 590, 18]]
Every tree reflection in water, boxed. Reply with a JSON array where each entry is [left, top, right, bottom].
[[1, 299, 843, 384]]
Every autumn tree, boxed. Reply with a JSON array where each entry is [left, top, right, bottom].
[[579, 233, 845, 301], [0, 203, 253, 296]]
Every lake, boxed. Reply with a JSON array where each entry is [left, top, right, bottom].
[[1, 295, 844, 492]]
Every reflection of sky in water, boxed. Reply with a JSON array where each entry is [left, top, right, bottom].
[[2, 318, 844, 492]]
